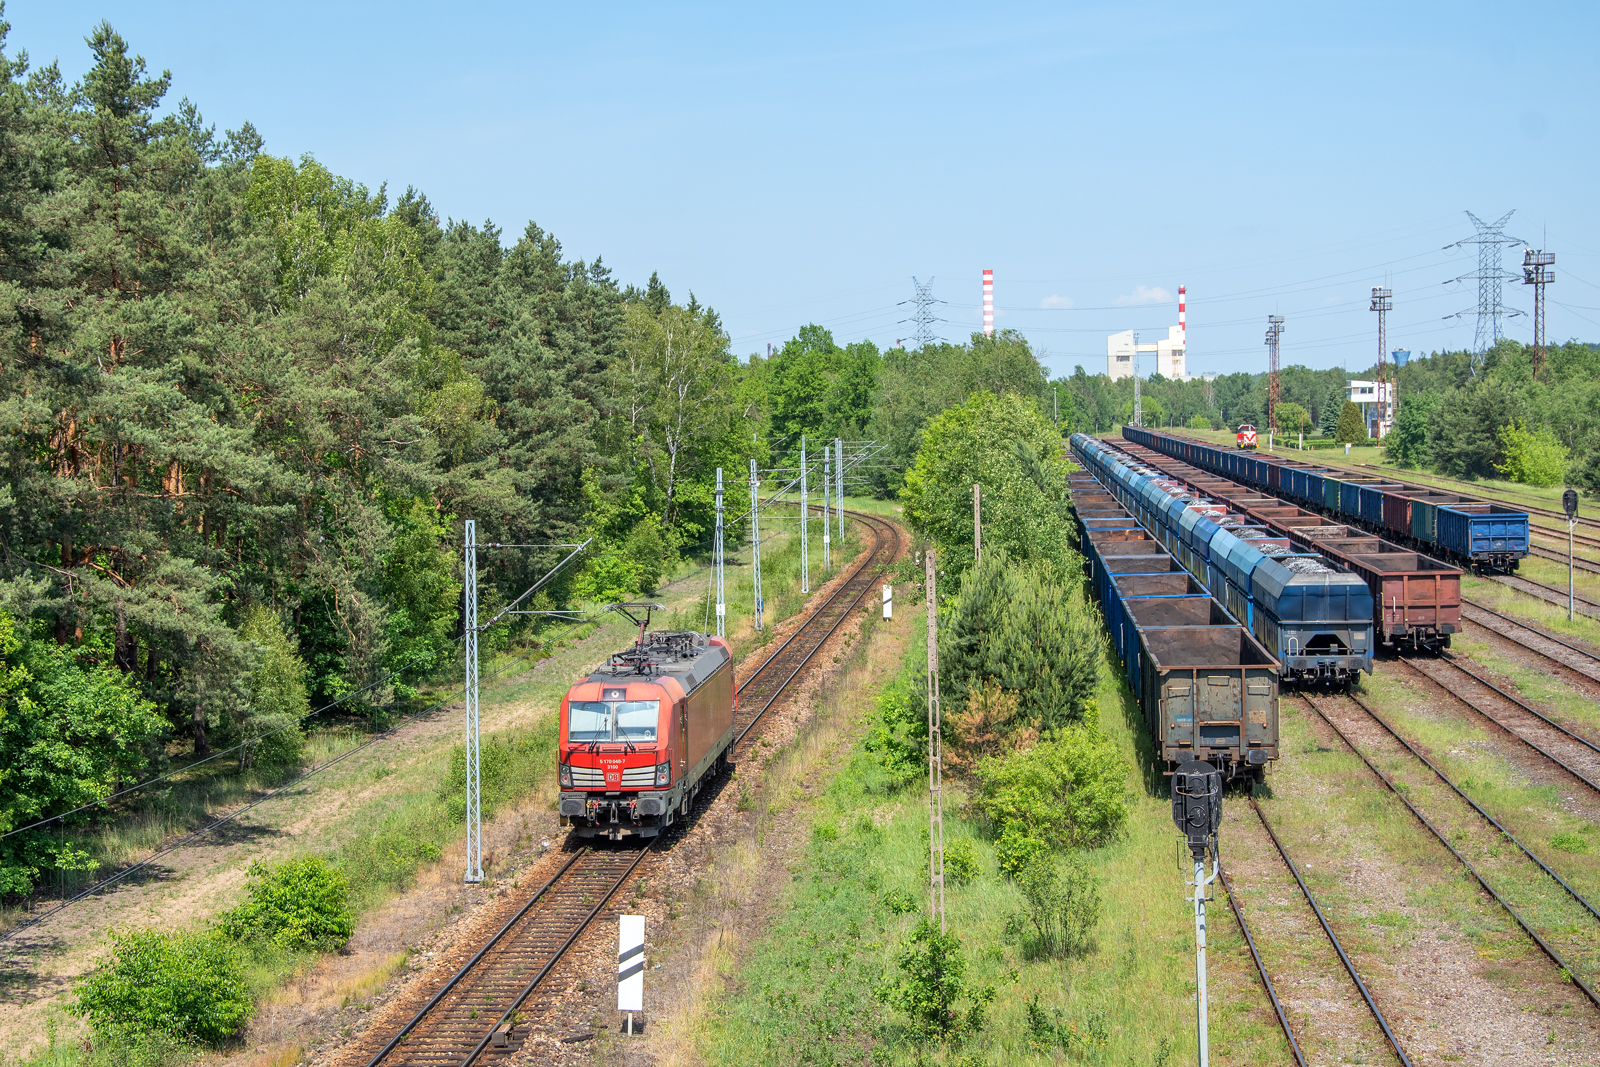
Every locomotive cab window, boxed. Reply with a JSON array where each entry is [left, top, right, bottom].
[[568, 699, 661, 743], [615, 701, 660, 742], [568, 701, 611, 742]]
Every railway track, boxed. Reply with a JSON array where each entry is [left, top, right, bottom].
[[1460, 598, 1600, 690], [353, 510, 902, 1067], [732, 510, 903, 746], [1484, 571, 1600, 619], [1299, 691, 1600, 1010], [1392, 654, 1600, 797], [1225, 794, 1414, 1066], [1529, 542, 1600, 573]]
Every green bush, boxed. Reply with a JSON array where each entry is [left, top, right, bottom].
[[1187, 416, 1211, 430], [864, 675, 925, 787], [1495, 420, 1568, 487], [1011, 852, 1101, 958], [72, 930, 253, 1046], [219, 855, 353, 950], [901, 390, 1078, 579], [944, 838, 981, 886], [976, 728, 1129, 849], [1024, 995, 1110, 1054], [994, 823, 1047, 878], [880, 918, 994, 1040]]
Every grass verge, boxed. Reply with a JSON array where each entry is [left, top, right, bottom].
[[683, 620, 1290, 1065]]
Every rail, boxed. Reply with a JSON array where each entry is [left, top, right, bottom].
[[1394, 656, 1600, 797], [1216, 856, 1308, 1067], [733, 509, 901, 744], [359, 508, 902, 1065], [1249, 794, 1414, 1067], [1300, 693, 1600, 1012]]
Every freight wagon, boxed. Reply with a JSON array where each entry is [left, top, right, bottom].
[[1071, 469, 1279, 781], [558, 628, 733, 839], [1117, 429, 1462, 651], [1073, 434, 1373, 683], [1121, 426, 1528, 572]]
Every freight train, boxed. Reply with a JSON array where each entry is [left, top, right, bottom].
[[557, 627, 733, 839], [1069, 467, 1280, 782], [1124, 426, 1529, 572], [1073, 434, 1374, 684]]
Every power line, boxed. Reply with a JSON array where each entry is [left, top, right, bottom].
[[899, 276, 946, 348], [1443, 209, 1525, 362]]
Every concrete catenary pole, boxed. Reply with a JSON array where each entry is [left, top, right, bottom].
[[973, 483, 981, 564], [714, 469, 725, 637], [749, 459, 763, 631], [835, 437, 845, 544], [821, 443, 831, 571], [463, 521, 483, 883], [800, 438, 809, 593], [924, 548, 945, 932]]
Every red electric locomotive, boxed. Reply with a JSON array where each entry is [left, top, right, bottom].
[[557, 613, 734, 840]]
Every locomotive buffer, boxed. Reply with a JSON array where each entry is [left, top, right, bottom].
[[1172, 761, 1222, 1067]]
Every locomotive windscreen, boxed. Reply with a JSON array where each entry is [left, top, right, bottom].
[[616, 701, 660, 741], [568, 700, 661, 743]]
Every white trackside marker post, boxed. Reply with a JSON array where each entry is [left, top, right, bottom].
[[618, 914, 645, 1033], [882, 583, 893, 620]]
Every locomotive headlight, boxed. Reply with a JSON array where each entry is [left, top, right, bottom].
[[655, 761, 671, 786], [559, 762, 572, 789]]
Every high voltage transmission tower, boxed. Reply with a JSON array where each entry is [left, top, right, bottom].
[[900, 277, 945, 349], [1445, 210, 1525, 365], [1264, 316, 1284, 433], [1523, 248, 1555, 382]]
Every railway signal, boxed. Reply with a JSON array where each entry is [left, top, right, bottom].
[[1172, 760, 1222, 1067], [1565, 489, 1579, 620]]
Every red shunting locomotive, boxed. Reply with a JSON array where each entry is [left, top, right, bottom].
[[557, 624, 734, 839]]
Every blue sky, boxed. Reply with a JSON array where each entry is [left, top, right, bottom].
[[9, 1, 1599, 377]]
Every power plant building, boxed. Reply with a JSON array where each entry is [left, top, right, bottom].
[[1106, 285, 1188, 380]]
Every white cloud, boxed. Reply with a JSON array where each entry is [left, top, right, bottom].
[[1113, 285, 1173, 306], [1041, 294, 1074, 308]]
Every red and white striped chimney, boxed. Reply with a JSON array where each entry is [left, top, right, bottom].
[[1178, 285, 1186, 348], [982, 269, 994, 337]]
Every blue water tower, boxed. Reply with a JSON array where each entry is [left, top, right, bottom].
[[1391, 349, 1410, 367]]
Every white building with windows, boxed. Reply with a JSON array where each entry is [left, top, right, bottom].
[[1346, 380, 1394, 439], [1106, 325, 1186, 381], [1107, 286, 1188, 381]]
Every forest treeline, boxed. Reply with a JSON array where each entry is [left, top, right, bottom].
[[1058, 338, 1598, 490], [0, 19, 1055, 894]]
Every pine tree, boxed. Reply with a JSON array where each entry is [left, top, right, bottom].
[[1334, 400, 1366, 444], [1319, 387, 1344, 435]]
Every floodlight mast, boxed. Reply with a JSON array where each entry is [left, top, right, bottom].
[[1172, 761, 1223, 1067]]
